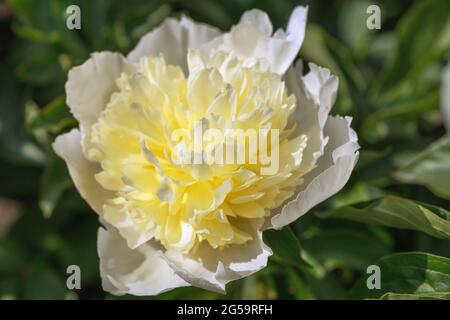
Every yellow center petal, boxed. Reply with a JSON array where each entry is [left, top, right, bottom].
[[89, 50, 310, 253]]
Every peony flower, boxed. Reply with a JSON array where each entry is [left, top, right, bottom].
[[442, 62, 450, 131], [53, 6, 359, 295]]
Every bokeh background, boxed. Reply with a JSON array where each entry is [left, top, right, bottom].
[[0, 0, 449, 300]]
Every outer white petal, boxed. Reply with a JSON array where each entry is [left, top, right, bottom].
[[200, 6, 308, 74], [442, 62, 450, 131], [127, 16, 221, 73], [286, 62, 339, 173], [162, 219, 271, 293], [269, 115, 359, 229], [52, 129, 111, 215], [66, 52, 127, 152], [263, 62, 358, 229], [98, 226, 189, 296]]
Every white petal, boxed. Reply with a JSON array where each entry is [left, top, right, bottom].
[[98, 226, 189, 296], [163, 219, 271, 293], [442, 62, 450, 131], [239, 9, 273, 36], [200, 6, 308, 74], [269, 116, 359, 229], [127, 16, 221, 73], [286, 62, 339, 173], [52, 129, 112, 215], [66, 52, 127, 152]]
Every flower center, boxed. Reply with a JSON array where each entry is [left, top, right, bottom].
[[88, 50, 309, 252]]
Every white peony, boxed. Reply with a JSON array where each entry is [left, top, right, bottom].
[[53, 6, 359, 295]]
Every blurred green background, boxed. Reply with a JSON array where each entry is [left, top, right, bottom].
[[0, 0, 449, 300]]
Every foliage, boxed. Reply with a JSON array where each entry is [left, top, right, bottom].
[[0, 0, 449, 300]]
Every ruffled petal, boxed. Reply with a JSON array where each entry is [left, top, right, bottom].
[[127, 15, 221, 73], [200, 6, 308, 74], [98, 225, 189, 296], [163, 219, 271, 293], [269, 116, 359, 229], [65, 52, 127, 153], [52, 129, 112, 215]]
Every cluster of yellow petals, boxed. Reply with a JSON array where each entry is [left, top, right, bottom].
[[87, 49, 310, 253]]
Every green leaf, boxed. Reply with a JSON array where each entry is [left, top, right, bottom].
[[0, 241, 28, 273], [57, 221, 99, 284], [319, 196, 450, 239], [394, 134, 450, 200], [337, 0, 374, 60], [13, 42, 63, 85], [349, 252, 450, 299], [39, 155, 71, 218], [284, 268, 316, 300], [300, 23, 365, 113], [27, 96, 76, 135], [328, 182, 385, 208], [264, 227, 323, 275], [303, 269, 347, 300], [131, 4, 172, 39], [361, 90, 439, 141], [264, 227, 304, 266], [355, 148, 391, 171], [23, 265, 68, 300], [177, 0, 233, 30], [78, 0, 111, 49], [9, 0, 87, 58], [374, 0, 450, 98], [380, 292, 450, 300], [0, 66, 46, 166], [302, 229, 391, 272]]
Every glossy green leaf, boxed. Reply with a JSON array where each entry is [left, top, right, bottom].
[[319, 196, 450, 239], [349, 252, 450, 299]]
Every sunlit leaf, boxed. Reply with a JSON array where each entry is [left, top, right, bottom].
[[319, 196, 450, 239], [349, 252, 450, 299]]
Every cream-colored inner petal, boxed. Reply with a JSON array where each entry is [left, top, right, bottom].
[[89, 50, 313, 252]]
